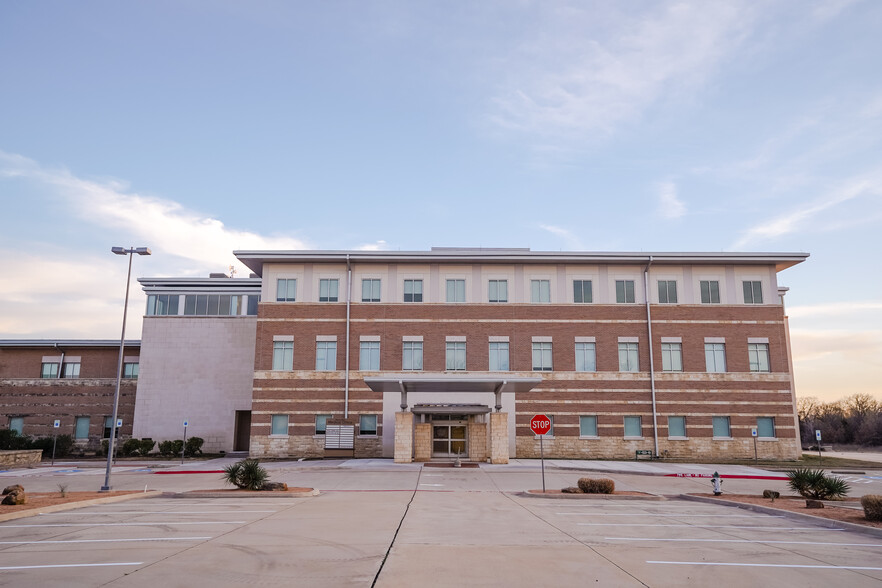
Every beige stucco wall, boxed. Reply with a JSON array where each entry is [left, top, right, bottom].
[[133, 316, 257, 453]]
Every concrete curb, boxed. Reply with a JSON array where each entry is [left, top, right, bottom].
[[0, 490, 163, 523], [166, 488, 320, 499], [679, 494, 882, 539], [520, 490, 664, 500]]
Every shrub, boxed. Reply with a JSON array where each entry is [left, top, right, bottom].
[[158, 440, 177, 457], [223, 459, 269, 490], [30, 435, 74, 458], [121, 438, 142, 457], [0, 429, 31, 450], [139, 438, 155, 456], [787, 468, 850, 500], [861, 495, 882, 522], [577, 477, 615, 494], [762, 490, 780, 499], [561, 486, 583, 494], [184, 437, 204, 457]]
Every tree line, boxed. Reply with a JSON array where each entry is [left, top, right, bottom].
[[798, 393, 882, 447]]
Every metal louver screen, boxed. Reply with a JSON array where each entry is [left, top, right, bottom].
[[325, 424, 355, 449]]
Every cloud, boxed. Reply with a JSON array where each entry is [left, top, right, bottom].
[[354, 240, 390, 251], [0, 150, 309, 274], [732, 175, 881, 248], [488, 2, 758, 141], [539, 224, 585, 250], [788, 301, 882, 318], [657, 181, 686, 219]]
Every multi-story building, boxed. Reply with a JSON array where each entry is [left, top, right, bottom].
[[133, 275, 261, 453], [233, 248, 808, 463], [0, 339, 140, 451]]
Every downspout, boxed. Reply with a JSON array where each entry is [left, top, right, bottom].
[[54, 343, 65, 379], [344, 254, 351, 419], [643, 256, 660, 457]]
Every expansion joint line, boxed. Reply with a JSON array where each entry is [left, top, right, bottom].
[[371, 466, 422, 588]]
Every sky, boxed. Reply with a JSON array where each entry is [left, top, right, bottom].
[[1, 1, 880, 403]]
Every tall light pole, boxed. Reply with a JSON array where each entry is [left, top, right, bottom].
[[101, 246, 151, 492]]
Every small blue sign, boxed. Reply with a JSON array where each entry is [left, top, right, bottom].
[[53, 419, 60, 428], [183, 420, 189, 427], [815, 430, 822, 441]]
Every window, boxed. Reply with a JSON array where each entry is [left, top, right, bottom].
[[700, 280, 720, 304], [41, 362, 59, 378], [488, 280, 508, 303], [182, 294, 249, 316], [573, 280, 593, 303], [658, 280, 677, 303], [446, 341, 466, 371], [103, 416, 117, 439], [531, 280, 551, 303], [705, 343, 727, 373], [712, 416, 731, 438], [446, 279, 465, 302], [743, 280, 763, 304], [146, 294, 180, 316], [315, 341, 337, 371], [616, 280, 635, 303], [757, 417, 776, 438], [532, 342, 553, 371], [618, 342, 639, 372], [489, 342, 510, 371], [661, 343, 682, 372], [62, 362, 80, 378], [74, 416, 90, 440], [361, 279, 381, 303], [359, 414, 378, 436], [315, 414, 330, 435], [748, 343, 770, 372], [9, 417, 23, 435], [359, 341, 380, 371], [624, 416, 642, 437], [580, 415, 598, 437], [272, 341, 293, 371], [276, 279, 297, 302], [271, 414, 288, 435], [123, 362, 139, 379], [575, 342, 596, 372], [668, 416, 686, 438], [403, 279, 423, 302], [319, 279, 339, 302], [402, 341, 423, 370]]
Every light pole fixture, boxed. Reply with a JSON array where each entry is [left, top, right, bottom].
[[101, 246, 151, 492]]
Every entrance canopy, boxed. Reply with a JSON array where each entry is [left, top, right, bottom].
[[363, 374, 542, 411], [412, 403, 491, 415]]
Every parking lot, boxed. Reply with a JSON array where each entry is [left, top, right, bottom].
[[0, 460, 880, 586]]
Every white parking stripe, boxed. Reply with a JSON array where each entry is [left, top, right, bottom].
[[0, 521, 245, 528], [38, 511, 275, 515], [608, 537, 882, 547], [0, 562, 143, 571], [0, 537, 211, 545], [648, 561, 882, 570], [558, 513, 781, 518], [577, 523, 843, 530]]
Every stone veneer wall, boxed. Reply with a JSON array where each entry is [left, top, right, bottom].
[[0, 450, 43, 467], [468, 420, 487, 462], [414, 423, 432, 462], [394, 412, 414, 463], [250, 434, 324, 458], [354, 436, 382, 458], [489, 412, 508, 464], [515, 436, 800, 460]]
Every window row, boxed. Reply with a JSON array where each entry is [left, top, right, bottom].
[[545, 415, 776, 439], [274, 278, 766, 305], [270, 339, 771, 373], [6, 415, 124, 439], [268, 414, 378, 437], [146, 294, 260, 316], [38, 362, 139, 379]]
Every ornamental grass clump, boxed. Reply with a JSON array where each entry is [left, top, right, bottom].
[[786, 468, 850, 500], [861, 495, 882, 522], [577, 477, 615, 494], [223, 459, 269, 491]]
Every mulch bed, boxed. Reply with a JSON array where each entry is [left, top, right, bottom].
[[526, 489, 657, 498], [423, 462, 480, 469], [0, 491, 143, 512], [693, 493, 881, 529]]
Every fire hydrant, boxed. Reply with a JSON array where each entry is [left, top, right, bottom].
[[711, 471, 723, 496]]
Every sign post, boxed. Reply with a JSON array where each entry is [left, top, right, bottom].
[[751, 427, 758, 463], [530, 414, 552, 493], [182, 420, 189, 465], [816, 429, 822, 462], [51, 419, 60, 466], [113, 419, 123, 464]]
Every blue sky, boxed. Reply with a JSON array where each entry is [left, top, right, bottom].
[[1, 1, 880, 402]]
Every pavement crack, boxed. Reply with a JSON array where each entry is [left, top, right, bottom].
[[370, 465, 422, 588]]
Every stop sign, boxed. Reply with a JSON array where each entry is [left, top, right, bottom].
[[530, 414, 551, 435]]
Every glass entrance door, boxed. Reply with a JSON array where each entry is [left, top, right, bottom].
[[432, 423, 468, 457]]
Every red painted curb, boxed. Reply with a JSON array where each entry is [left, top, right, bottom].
[[665, 473, 788, 480], [154, 470, 225, 475]]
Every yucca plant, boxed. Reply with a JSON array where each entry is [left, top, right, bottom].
[[223, 458, 269, 490], [786, 468, 850, 500]]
